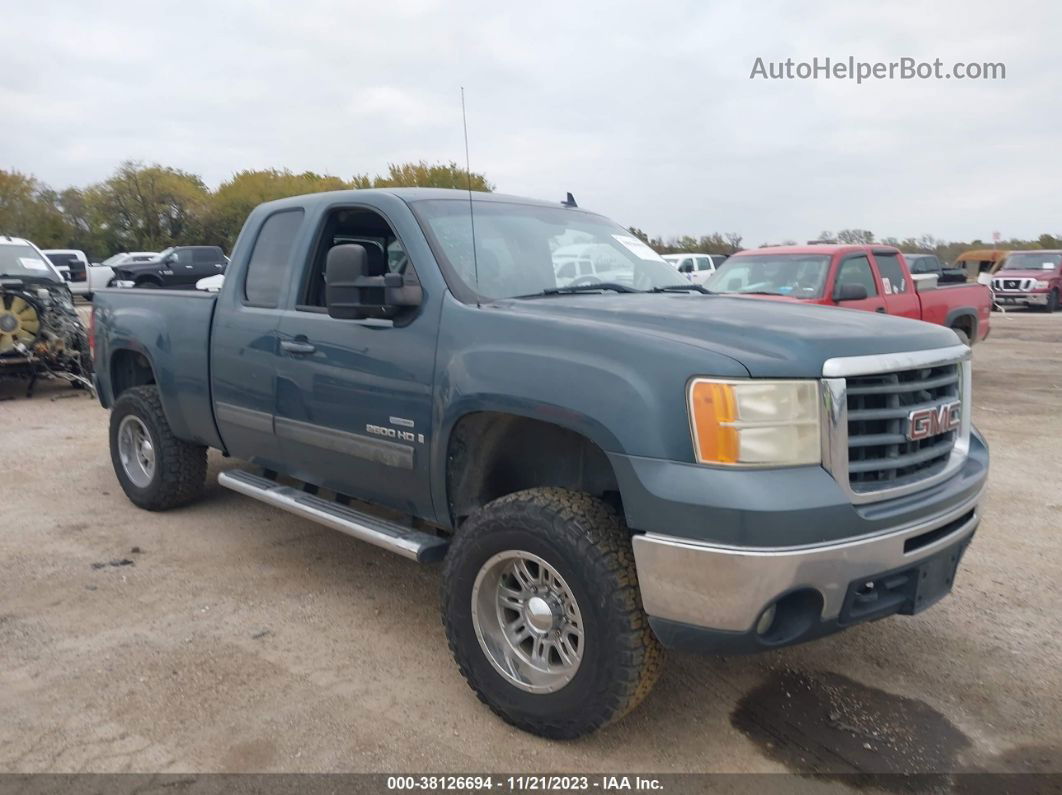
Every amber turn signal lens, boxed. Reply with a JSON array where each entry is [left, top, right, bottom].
[[689, 381, 740, 463]]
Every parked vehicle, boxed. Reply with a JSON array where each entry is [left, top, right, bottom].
[[706, 245, 992, 345], [903, 253, 967, 284], [1, 238, 92, 395], [989, 250, 1062, 312], [109, 246, 227, 289], [43, 249, 120, 299], [663, 252, 727, 284], [92, 189, 988, 738], [953, 249, 1009, 285], [42, 249, 85, 283], [195, 273, 225, 292]]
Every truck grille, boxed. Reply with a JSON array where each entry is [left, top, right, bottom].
[[845, 363, 961, 493], [992, 277, 1032, 291]]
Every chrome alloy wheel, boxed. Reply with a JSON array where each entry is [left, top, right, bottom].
[[117, 415, 156, 488], [471, 550, 584, 694]]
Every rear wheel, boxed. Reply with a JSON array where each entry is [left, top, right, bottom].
[[136, 280, 159, 289], [441, 488, 663, 739], [109, 385, 206, 510]]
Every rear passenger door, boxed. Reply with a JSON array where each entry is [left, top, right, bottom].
[[829, 254, 886, 313], [873, 251, 921, 319]]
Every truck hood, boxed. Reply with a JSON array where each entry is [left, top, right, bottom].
[[993, 270, 1058, 280], [495, 293, 960, 377]]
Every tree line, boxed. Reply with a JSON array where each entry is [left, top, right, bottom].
[[635, 227, 1062, 264], [0, 161, 493, 259], [2, 160, 1058, 264]]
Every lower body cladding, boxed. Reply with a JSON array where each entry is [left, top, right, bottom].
[[633, 489, 981, 653]]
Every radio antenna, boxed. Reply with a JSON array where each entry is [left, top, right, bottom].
[[461, 86, 480, 307]]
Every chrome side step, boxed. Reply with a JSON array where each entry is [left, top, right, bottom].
[[218, 469, 448, 563]]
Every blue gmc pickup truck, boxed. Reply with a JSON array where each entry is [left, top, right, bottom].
[[92, 189, 988, 738]]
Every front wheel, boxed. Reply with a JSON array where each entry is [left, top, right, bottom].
[[109, 385, 207, 510], [1045, 289, 1059, 314], [441, 488, 663, 739]]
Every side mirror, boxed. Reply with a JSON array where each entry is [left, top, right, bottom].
[[165, 253, 177, 264], [325, 244, 421, 320], [834, 283, 868, 302]]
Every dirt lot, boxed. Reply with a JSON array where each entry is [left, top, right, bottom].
[[1, 309, 1060, 777]]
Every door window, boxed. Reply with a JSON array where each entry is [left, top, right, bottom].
[[835, 257, 878, 296], [696, 256, 713, 271], [244, 209, 305, 307]]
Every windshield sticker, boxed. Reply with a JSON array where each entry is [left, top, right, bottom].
[[612, 234, 666, 262], [19, 257, 48, 271]]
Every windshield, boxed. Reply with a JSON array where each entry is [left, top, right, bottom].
[[412, 199, 689, 299], [0, 244, 63, 282], [705, 254, 831, 297], [1001, 252, 1062, 271]]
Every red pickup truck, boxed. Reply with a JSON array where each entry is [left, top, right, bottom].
[[706, 245, 992, 344]]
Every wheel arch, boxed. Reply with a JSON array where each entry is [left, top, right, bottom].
[[945, 308, 978, 344], [441, 409, 623, 529]]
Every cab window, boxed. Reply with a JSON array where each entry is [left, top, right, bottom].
[[874, 253, 907, 294]]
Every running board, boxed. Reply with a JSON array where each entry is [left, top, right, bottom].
[[218, 469, 448, 563]]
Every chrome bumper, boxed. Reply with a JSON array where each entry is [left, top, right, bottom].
[[994, 292, 1048, 305], [632, 486, 982, 633]]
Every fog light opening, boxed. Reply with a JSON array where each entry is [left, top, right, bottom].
[[755, 604, 778, 636], [756, 589, 824, 646]]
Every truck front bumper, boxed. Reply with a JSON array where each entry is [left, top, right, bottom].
[[633, 488, 979, 653], [994, 290, 1048, 306], [612, 428, 988, 654]]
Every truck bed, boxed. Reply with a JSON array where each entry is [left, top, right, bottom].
[[92, 287, 223, 448]]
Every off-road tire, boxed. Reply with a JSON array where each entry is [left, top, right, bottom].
[[952, 327, 971, 346], [109, 385, 206, 511], [441, 487, 664, 739]]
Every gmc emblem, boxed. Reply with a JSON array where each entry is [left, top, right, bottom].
[[907, 400, 962, 441]]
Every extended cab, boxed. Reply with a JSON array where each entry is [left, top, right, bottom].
[[989, 250, 1062, 312], [706, 244, 992, 345], [92, 190, 988, 738]]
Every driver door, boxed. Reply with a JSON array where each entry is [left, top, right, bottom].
[[829, 254, 886, 313]]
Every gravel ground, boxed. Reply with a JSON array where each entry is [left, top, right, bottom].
[[0, 308, 1059, 777]]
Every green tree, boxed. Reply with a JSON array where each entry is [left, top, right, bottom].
[[86, 161, 209, 251], [365, 160, 493, 191], [0, 170, 66, 246], [836, 228, 875, 245], [203, 169, 350, 251]]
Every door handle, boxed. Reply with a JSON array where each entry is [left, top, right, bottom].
[[875, 307, 886, 313], [280, 340, 316, 355]]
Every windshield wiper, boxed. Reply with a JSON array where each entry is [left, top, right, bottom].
[[648, 284, 712, 294], [517, 282, 639, 298]]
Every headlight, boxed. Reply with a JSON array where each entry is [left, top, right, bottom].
[[1034, 280, 1050, 289], [687, 379, 821, 466]]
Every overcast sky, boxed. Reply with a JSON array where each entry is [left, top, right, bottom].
[[2, 0, 1059, 244]]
